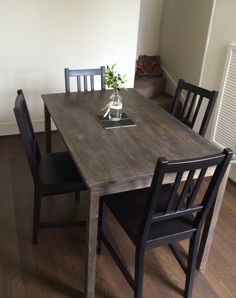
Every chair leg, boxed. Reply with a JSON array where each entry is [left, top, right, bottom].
[[97, 200, 107, 255], [32, 189, 42, 244], [134, 246, 145, 298], [184, 234, 200, 298]]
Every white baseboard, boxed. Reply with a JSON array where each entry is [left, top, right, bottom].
[[161, 65, 178, 96], [0, 119, 57, 136], [161, 66, 177, 87]]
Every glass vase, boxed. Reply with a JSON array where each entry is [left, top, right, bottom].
[[108, 90, 122, 121]]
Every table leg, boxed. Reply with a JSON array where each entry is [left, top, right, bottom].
[[197, 164, 231, 270], [84, 188, 100, 298], [44, 104, 51, 153]]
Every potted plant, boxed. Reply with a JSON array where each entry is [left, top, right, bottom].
[[103, 64, 126, 121]]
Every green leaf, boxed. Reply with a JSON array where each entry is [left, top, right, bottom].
[[104, 64, 127, 90]]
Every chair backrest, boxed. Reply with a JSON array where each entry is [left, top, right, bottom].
[[14, 90, 41, 185], [170, 79, 218, 136], [139, 148, 233, 245], [64, 66, 106, 92]]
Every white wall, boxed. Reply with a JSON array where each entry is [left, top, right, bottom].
[[200, 0, 236, 181], [136, 0, 163, 56], [0, 0, 141, 135], [159, 0, 214, 93], [200, 0, 236, 92]]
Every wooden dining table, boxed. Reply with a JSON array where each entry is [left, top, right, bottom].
[[42, 88, 230, 298]]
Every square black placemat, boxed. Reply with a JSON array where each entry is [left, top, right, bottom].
[[96, 113, 136, 129]]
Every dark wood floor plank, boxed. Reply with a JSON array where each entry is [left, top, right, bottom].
[[0, 155, 25, 297], [9, 156, 85, 297], [0, 133, 236, 298]]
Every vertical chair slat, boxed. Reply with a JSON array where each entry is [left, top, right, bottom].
[[84, 76, 88, 91], [190, 96, 203, 128], [185, 94, 197, 127], [180, 91, 191, 120], [77, 76, 81, 92], [101, 66, 106, 90], [187, 168, 207, 208], [90, 76, 94, 91], [165, 171, 183, 213], [176, 170, 195, 211]]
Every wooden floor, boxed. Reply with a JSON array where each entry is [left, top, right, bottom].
[[0, 133, 236, 298]]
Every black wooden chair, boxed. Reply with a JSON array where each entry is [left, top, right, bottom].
[[64, 66, 106, 92], [45, 66, 106, 153], [170, 79, 218, 136], [14, 90, 87, 244], [98, 149, 232, 298]]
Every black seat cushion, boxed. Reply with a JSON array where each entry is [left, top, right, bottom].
[[39, 151, 86, 194], [102, 185, 194, 244]]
